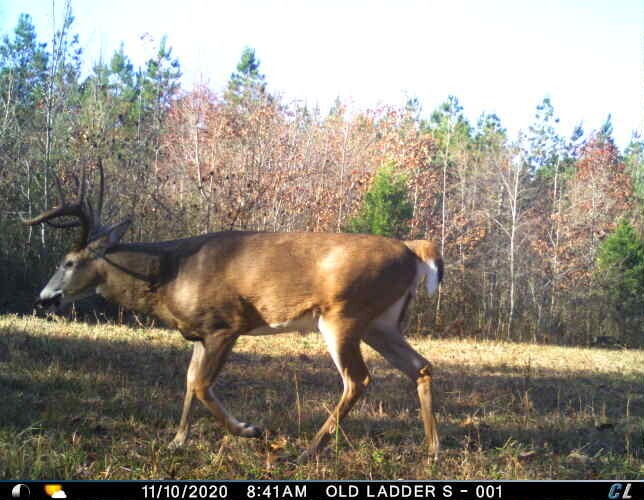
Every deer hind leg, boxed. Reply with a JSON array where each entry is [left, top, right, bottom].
[[363, 321, 440, 458], [298, 315, 371, 463], [170, 332, 261, 448]]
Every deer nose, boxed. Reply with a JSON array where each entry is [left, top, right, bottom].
[[35, 291, 62, 309]]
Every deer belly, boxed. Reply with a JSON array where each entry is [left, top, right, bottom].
[[246, 312, 318, 336]]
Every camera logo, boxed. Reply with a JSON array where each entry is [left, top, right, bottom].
[[608, 483, 633, 500]]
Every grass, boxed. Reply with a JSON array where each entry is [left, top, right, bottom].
[[0, 313, 642, 479]]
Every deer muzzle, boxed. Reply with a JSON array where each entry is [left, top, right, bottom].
[[34, 291, 63, 311]]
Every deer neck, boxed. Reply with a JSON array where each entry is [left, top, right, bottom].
[[95, 245, 165, 318]]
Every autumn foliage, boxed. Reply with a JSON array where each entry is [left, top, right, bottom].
[[0, 15, 642, 346]]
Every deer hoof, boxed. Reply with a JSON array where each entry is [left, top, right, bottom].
[[238, 422, 263, 438], [168, 435, 187, 449]]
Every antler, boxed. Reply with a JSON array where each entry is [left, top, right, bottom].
[[22, 160, 106, 249]]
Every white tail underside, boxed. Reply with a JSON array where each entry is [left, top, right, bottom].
[[421, 259, 440, 295]]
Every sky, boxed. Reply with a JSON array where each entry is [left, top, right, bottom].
[[0, 0, 642, 148]]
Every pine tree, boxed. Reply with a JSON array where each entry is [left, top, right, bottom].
[[346, 163, 412, 238], [226, 47, 266, 104], [596, 220, 644, 343], [624, 137, 644, 214]]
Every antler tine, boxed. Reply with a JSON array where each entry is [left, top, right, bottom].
[[22, 203, 89, 229], [85, 199, 97, 237], [79, 162, 87, 204], [76, 163, 95, 246], [23, 162, 96, 248], [51, 161, 67, 207], [96, 158, 105, 227], [71, 172, 80, 192], [22, 158, 112, 248]]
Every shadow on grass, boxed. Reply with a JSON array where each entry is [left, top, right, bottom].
[[0, 324, 641, 463]]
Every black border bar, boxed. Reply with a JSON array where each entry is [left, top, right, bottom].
[[1, 480, 642, 500]]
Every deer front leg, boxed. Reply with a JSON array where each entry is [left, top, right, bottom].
[[199, 332, 263, 438], [170, 331, 261, 448]]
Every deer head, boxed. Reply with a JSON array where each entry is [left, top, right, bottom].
[[23, 161, 131, 311]]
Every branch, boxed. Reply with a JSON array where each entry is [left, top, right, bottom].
[[491, 217, 511, 238]]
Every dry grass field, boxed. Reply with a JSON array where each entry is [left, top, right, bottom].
[[0, 313, 642, 479]]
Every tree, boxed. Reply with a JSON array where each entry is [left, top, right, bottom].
[[0, 7, 82, 308], [624, 136, 644, 219], [424, 96, 472, 321], [0, 13, 49, 186], [0, 13, 49, 307], [596, 220, 644, 344], [524, 99, 582, 337], [424, 96, 471, 254], [226, 47, 266, 104], [556, 131, 634, 342], [0, 14, 48, 129], [346, 163, 412, 238], [496, 141, 533, 339]]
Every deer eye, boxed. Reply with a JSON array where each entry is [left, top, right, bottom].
[[64, 260, 74, 269]]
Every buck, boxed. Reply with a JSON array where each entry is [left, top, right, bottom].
[[24, 163, 443, 462]]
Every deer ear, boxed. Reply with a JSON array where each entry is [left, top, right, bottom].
[[89, 219, 132, 254], [104, 219, 132, 246]]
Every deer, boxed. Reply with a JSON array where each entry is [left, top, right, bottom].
[[24, 162, 443, 463]]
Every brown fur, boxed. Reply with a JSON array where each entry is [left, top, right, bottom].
[[91, 232, 419, 338], [39, 229, 442, 461]]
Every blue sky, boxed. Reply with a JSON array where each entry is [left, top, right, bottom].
[[1, 0, 642, 148]]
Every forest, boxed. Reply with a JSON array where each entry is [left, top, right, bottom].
[[1, 7, 643, 347]]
